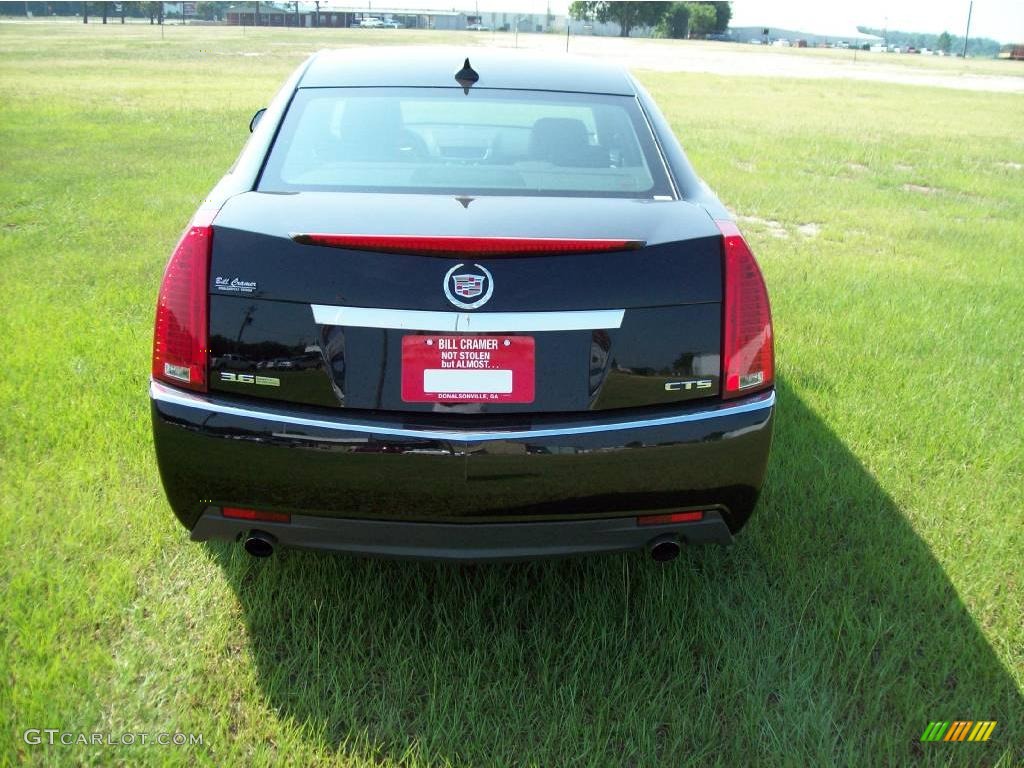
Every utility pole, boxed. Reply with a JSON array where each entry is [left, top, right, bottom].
[[961, 1, 973, 57]]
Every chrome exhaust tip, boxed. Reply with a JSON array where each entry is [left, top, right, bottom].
[[243, 530, 276, 558], [648, 536, 681, 563]]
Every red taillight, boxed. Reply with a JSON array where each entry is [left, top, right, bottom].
[[222, 506, 291, 524], [718, 220, 774, 399], [152, 216, 212, 392], [291, 234, 645, 257], [637, 510, 705, 526]]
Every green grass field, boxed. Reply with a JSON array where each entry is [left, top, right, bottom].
[[1, 22, 1022, 767]]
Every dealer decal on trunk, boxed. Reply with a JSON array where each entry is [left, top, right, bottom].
[[214, 276, 257, 294], [401, 335, 535, 403]]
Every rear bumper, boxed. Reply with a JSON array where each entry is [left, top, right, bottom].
[[151, 380, 774, 557], [191, 508, 734, 561]]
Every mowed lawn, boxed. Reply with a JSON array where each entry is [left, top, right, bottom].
[[1, 22, 1022, 767]]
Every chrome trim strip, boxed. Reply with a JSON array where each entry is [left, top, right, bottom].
[[310, 305, 625, 332], [151, 380, 774, 442]]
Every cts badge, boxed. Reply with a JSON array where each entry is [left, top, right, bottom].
[[665, 379, 713, 392], [443, 263, 493, 309]]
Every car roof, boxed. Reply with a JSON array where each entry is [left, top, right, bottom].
[[299, 47, 637, 96]]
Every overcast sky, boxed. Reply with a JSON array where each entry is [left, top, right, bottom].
[[417, 0, 1022, 43]]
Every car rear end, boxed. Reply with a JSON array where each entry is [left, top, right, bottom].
[[150, 50, 775, 561]]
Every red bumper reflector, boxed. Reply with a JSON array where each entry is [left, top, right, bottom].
[[637, 510, 705, 526], [291, 233, 645, 257], [222, 507, 291, 524]]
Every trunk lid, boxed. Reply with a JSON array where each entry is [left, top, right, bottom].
[[208, 192, 723, 413]]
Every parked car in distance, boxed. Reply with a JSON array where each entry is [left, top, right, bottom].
[[357, 17, 384, 28], [150, 49, 776, 562], [466, 23, 490, 31]]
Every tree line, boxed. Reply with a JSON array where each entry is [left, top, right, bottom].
[[857, 26, 1003, 58], [569, 1, 732, 38]]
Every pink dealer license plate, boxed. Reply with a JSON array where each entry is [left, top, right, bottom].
[[401, 335, 535, 404]]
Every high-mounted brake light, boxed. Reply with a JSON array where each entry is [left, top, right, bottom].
[[291, 234, 645, 257], [718, 220, 774, 399], [151, 211, 215, 392]]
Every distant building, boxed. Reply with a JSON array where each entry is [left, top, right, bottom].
[[221, 3, 567, 32], [225, 3, 315, 27], [474, 11, 562, 33], [730, 25, 883, 47], [997, 44, 1024, 60]]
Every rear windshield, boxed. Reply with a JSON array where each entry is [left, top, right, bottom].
[[258, 87, 672, 198]]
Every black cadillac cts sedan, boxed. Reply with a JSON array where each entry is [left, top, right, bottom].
[[150, 48, 775, 561]]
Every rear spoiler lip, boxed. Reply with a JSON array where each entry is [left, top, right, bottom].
[[290, 233, 646, 257]]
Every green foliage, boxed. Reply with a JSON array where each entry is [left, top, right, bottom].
[[194, 2, 218, 21], [637, 1, 731, 38], [143, 0, 162, 20], [569, 1, 670, 37], [711, 1, 731, 32], [936, 31, 953, 53], [684, 2, 716, 36], [655, 2, 689, 39], [568, 1, 591, 20]]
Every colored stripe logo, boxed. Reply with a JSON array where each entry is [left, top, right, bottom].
[[921, 721, 997, 742]]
